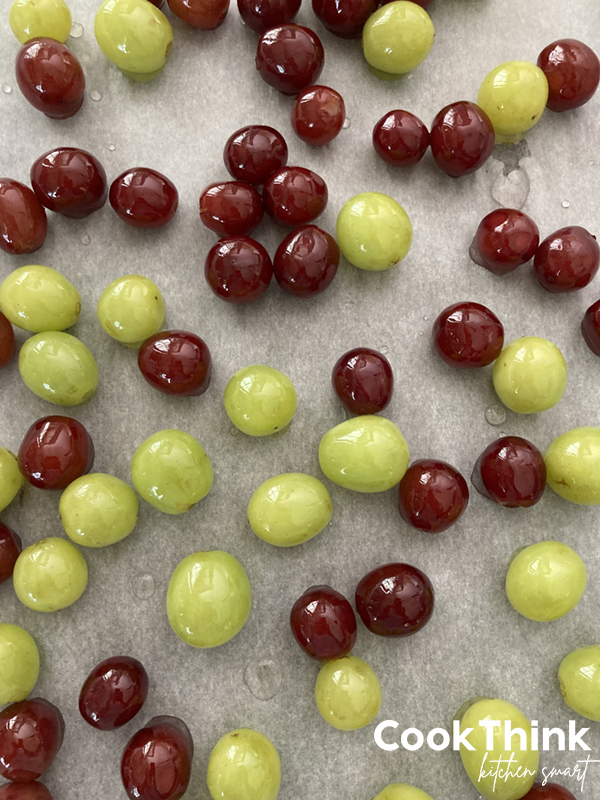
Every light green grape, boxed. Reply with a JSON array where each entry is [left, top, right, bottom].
[[95, 0, 173, 80], [315, 656, 382, 731], [131, 429, 213, 514], [207, 728, 281, 800], [545, 427, 600, 505], [97, 274, 165, 346], [492, 336, 567, 414], [19, 332, 99, 406], [167, 550, 252, 648], [336, 193, 412, 271], [9, 0, 72, 44], [362, 1, 434, 78], [319, 416, 409, 492], [559, 646, 600, 722], [0, 448, 24, 512], [0, 265, 81, 333], [0, 623, 40, 705], [224, 365, 297, 437], [506, 541, 587, 622], [247, 473, 332, 547], [459, 697, 538, 800], [59, 473, 138, 548], [478, 61, 549, 144], [372, 785, 434, 800], [13, 537, 88, 612]]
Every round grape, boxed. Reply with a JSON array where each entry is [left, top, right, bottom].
[[0, 448, 25, 512], [332, 347, 393, 414], [224, 365, 297, 436], [207, 728, 280, 800], [433, 302, 504, 368], [79, 656, 148, 730], [478, 61, 548, 143], [199, 181, 263, 237], [315, 655, 382, 730], [168, 0, 229, 29], [559, 646, 600, 721], [312, 0, 376, 39], [18, 415, 94, 490], [9, 0, 71, 44], [533, 226, 599, 293], [362, 1, 434, 78], [0, 522, 22, 584], [398, 460, 469, 533], [291, 85, 346, 146], [0, 312, 15, 369], [537, 39, 599, 112], [0, 698, 64, 783], [224, 125, 288, 185], [97, 275, 165, 346], [290, 585, 357, 660], [109, 168, 178, 228], [60, 474, 139, 548], [13, 537, 88, 612], [205, 236, 273, 304], [238, 0, 301, 33], [545, 427, 600, 506], [493, 336, 567, 414], [430, 101, 495, 178], [473, 208, 540, 275], [355, 562, 434, 636], [0, 265, 81, 333], [138, 330, 212, 396], [0, 782, 54, 800], [472, 436, 546, 508], [0, 179, 47, 256], [30, 148, 108, 219], [255, 24, 324, 95], [263, 166, 327, 227], [16, 38, 85, 119], [273, 225, 339, 298], [372, 109, 430, 167], [0, 623, 40, 705]]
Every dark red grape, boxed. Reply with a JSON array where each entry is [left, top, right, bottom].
[[312, 0, 376, 39], [521, 784, 576, 800], [0, 783, 53, 800], [168, 0, 229, 28], [138, 331, 212, 396], [148, 0, 166, 6], [533, 226, 599, 293], [256, 24, 324, 95], [238, 0, 301, 33], [199, 181, 263, 237], [398, 460, 469, 533], [121, 716, 193, 800], [332, 347, 393, 414], [355, 563, 434, 637], [291, 85, 345, 146], [430, 101, 495, 178], [109, 168, 178, 229], [263, 166, 327, 226], [274, 224, 338, 297], [472, 436, 546, 508], [18, 416, 94, 491], [15, 38, 85, 119], [79, 656, 149, 731], [0, 312, 15, 369], [473, 208, 539, 275], [582, 299, 600, 357], [0, 699, 64, 783], [224, 125, 288, 185], [433, 301, 504, 369], [0, 522, 22, 585], [290, 585, 357, 660], [30, 148, 107, 219], [537, 39, 600, 112], [205, 235, 272, 303], [372, 109, 429, 167], [0, 179, 47, 255]]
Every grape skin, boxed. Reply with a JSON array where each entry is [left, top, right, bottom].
[[0, 448, 25, 512], [492, 336, 567, 414], [13, 537, 88, 612], [314, 655, 382, 730], [0, 623, 40, 705], [9, 0, 72, 44], [0, 265, 81, 333], [207, 728, 281, 800], [60, 474, 139, 548]]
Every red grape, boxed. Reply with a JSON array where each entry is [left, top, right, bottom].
[[372, 109, 429, 167], [472, 436, 546, 508], [582, 299, 600, 357], [0, 784, 53, 800], [199, 181, 263, 237], [533, 226, 599, 293], [430, 101, 495, 178], [0, 522, 22, 585], [148, 0, 166, 6], [355, 563, 434, 637], [0, 699, 64, 783], [312, 0, 376, 39], [263, 166, 327, 226], [79, 656, 149, 731], [15, 38, 85, 119], [274, 224, 339, 297], [256, 24, 324, 95], [18, 416, 95, 491], [138, 331, 212, 396], [30, 148, 107, 219], [224, 125, 288, 185], [0, 312, 15, 369], [238, 0, 301, 33], [0, 179, 47, 255], [290, 585, 357, 660], [433, 301, 504, 369], [521, 784, 576, 800], [537, 39, 600, 112], [205, 235, 272, 303], [109, 168, 178, 228], [291, 85, 345, 146], [168, 0, 230, 29], [332, 347, 393, 414], [398, 460, 469, 533], [473, 208, 539, 275]]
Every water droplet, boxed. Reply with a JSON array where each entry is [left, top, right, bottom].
[[423, 315, 429, 322], [89, 90, 103, 102], [562, 200, 570, 209], [1, 85, 12, 94], [133, 573, 155, 600], [485, 403, 507, 426], [491, 166, 530, 210], [378, 344, 390, 355], [108, 144, 116, 152], [342, 118, 351, 129], [229, 426, 239, 436], [80, 234, 91, 246], [70, 21, 84, 38], [244, 658, 282, 701], [469, 237, 487, 268]]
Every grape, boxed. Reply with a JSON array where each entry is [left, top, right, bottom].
[[459, 698, 538, 799], [355, 563, 434, 635], [336, 192, 412, 271], [545, 427, 600, 505], [16, 38, 85, 119], [263, 166, 327, 227], [224, 365, 297, 436], [94, 0, 173, 80], [312, 0, 376, 40], [205, 236, 273, 304], [433, 302, 504, 369], [506, 541, 586, 622], [314, 655, 382, 730], [398, 460, 468, 533], [533, 226, 599, 293], [477, 61, 549, 143], [537, 39, 600, 113], [362, 1, 434, 79], [0, 522, 22, 584], [559, 646, 600, 721], [131, 429, 213, 515], [273, 225, 339, 298], [372, 110, 430, 167], [472, 436, 546, 508], [0, 623, 40, 705], [9, 0, 71, 43], [0, 312, 15, 369], [0, 699, 64, 783], [247, 473, 332, 546], [290, 85, 346, 146], [199, 181, 263, 237], [167, 550, 252, 647], [290, 585, 356, 660], [207, 728, 281, 800], [492, 336, 567, 414], [224, 125, 288, 185], [109, 168, 178, 228], [522, 785, 576, 800], [0, 448, 25, 512], [97, 275, 165, 346], [19, 332, 99, 406], [255, 24, 324, 95], [0, 783, 54, 800], [319, 415, 409, 492], [430, 101, 495, 178], [13, 537, 88, 612], [18, 416, 94, 491], [0, 265, 81, 333], [60, 474, 139, 548], [238, 0, 300, 34], [332, 347, 393, 414], [122, 716, 192, 800], [138, 330, 212, 396], [0, 179, 47, 256], [582, 299, 600, 356], [372, 785, 434, 800], [30, 148, 108, 219], [473, 208, 540, 275], [79, 656, 148, 730], [168, 0, 229, 29]]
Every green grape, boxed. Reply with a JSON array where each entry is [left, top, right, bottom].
[[559, 646, 600, 722], [459, 697, 538, 800], [336, 192, 412, 271], [478, 61, 549, 144], [224, 365, 297, 437], [97, 274, 165, 346], [506, 541, 587, 622], [0, 447, 24, 512], [0, 264, 81, 333], [372, 785, 434, 800], [131, 429, 213, 514], [362, 1, 434, 78], [207, 728, 281, 800], [9, 0, 72, 44], [59, 473, 138, 548], [492, 336, 567, 414], [167, 550, 252, 648], [247, 473, 332, 547], [13, 537, 88, 612], [0, 623, 40, 705], [319, 415, 409, 493], [19, 331, 99, 406], [545, 427, 600, 505], [315, 655, 382, 731], [94, 0, 173, 80]]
